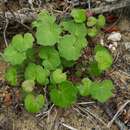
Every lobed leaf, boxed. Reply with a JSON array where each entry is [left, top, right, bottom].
[[90, 80, 114, 102], [77, 78, 92, 96], [24, 94, 45, 113], [39, 47, 61, 70], [50, 69, 67, 84], [71, 9, 86, 23], [5, 66, 17, 86], [3, 45, 26, 65], [87, 17, 97, 27], [50, 81, 78, 108], [58, 35, 86, 61], [22, 80, 35, 92]]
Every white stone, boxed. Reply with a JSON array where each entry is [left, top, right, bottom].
[[107, 32, 121, 42]]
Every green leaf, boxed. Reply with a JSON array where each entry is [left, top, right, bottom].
[[94, 44, 107, 54], [90, 80, 114, 102], [88, 61, 102, 76], [87, 17, 97, 27], [24, 94, 45, 113], [39, 47, 61, 70], [24, 63, 49, 85], [12, 33, 34, 52], [36, 65, 50, 85], [26, 48, 35, 62], [77, 78, 92, 96], [3, 45, 26, 65], [36, 24, 61, 46], [35, 11, 61, 46], [34, 10, 56, 27], [95, 47, 113, 70], [97, 15, 106, 28], [61, 20, 87, 37], [50, 81, 78, 108], [24, 63, 36, 80], [22, 80, 35, 92], [71, 9, 86, 23], [61, 58, 75, 67], [88, 27, 98, 37], [5, 66, 17, 86], [58, 35, 86, 61], [50, 69, 67, 84]]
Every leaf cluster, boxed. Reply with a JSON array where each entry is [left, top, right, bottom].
[[3, 9, 114, 113]]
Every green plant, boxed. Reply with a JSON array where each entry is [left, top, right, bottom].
[[3, 9, 114, 113]]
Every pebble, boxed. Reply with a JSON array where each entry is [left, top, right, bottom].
[[107, 32, 122, 42]]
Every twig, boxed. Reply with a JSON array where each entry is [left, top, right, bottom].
[[3, 13, 9, 47], [77, 101, 95, 105], [36, 104, 54, 118], [60, 122, 78, 130], [103, 104, 128, 130], [75, 105, 107, 126], [107, 100, 130, 128]]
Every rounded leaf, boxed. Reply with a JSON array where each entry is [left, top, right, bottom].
[[24, 63, 37, 80], [97, 15, 106, 28], [24, 94, 45, 113], [50, 81, 78, 108], [95, 49, 113, 70], [90, 80, 114, 102], [22, 80, 35, 92], [36, 65, 50, 85], [50, 69, 67, 84], [61, 20, 87, 37], [71, 9, 86, 23], [5, 66, 17, 86], [77, 78, 92, 96], [3, 45, 26, 65], [58, 35, 86, 61], [88, 27, 98, 37], [12, 33, 34, 52], [39, 47, 61, 70]]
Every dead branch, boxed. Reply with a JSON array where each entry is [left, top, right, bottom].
[[92, 0, 130, 14], [103, 103, 129, 130], [0, 0, 129, 24]]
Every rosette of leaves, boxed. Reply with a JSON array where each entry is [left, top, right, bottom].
[[58, 35, 86, 61], [3, 33, 34, 65], [24, 94, 45, 113], [33, 11, 61, 46], [50, 81, 78, 108], [50, 69, 67, 84], [25, 63, 49, 85], [71, 9, 86, 23], [39, 47, 61, 70]]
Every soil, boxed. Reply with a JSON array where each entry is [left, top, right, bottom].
[[0, 1, 130, 130]]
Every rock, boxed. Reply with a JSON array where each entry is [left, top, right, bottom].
[[107, 32, 122, 42]]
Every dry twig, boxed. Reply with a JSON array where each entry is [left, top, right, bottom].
[[107, 100, 130, 128]]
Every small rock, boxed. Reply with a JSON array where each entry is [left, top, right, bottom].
[[107, 32, 122, 42]]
